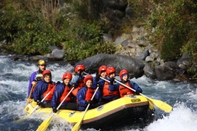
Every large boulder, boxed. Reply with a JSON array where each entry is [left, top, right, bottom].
[[76, 54, 145, 78]]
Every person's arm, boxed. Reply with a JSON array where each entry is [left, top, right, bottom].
[[32, 81, 42, 101], [28, 72, 36, 96], [51, 83, 64, 108], [130, 81, 142, 93], [77, 88, 87, 106], [94, 88, 101, 101]]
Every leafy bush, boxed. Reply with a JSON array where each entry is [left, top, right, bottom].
[[0, 0, 116, 59], [0, 1, 62, 55], [146, 0, 197, 76], [63, 22, 116, 60]]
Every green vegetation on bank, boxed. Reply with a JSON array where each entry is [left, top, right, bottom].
[[0, 0, 197, 76], [145, 0, 197, 77], [0, 0, 116, 60]]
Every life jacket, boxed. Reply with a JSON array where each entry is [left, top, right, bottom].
[[85, 88, 94, 101], [119, 81, 134, 97], [72, 78, 85, 96], [103, 81, 119, 97], [43, 82, 56, 101], [36, 70, 43, 81], [59, 85, 71, 102]]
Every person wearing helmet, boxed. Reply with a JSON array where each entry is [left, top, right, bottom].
[[102, 66, 119, 103], [27, 59, 47, 101], [118, 69, 142, 97], [76, 75, 101, 111], [70, 64, 86, 97], [32, 70, 56, 108], [51, 72, 77, 113], [92, 65, 107, 91]]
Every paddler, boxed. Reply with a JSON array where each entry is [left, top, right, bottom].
[[118, 69, 142, 97], [32, 70, 56, 107]]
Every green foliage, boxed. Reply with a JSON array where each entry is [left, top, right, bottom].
[[0, 0, 115, 59], [146, 0, 197, 61], [63, 22, 116, 60], [0, 1, 62, 55]]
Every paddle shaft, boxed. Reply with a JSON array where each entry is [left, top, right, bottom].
[[28, 84, 35, 100], [36, 86, 75, 131], [100, 77, 172, 112], [72, 86, 99, 131], [82, 86, 99, 118], [56, 86, 75, 110], [29, 91, 51, 114]]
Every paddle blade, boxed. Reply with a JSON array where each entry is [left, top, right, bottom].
[[36, 114, 53, 131], [149, 98, 172, 113], [72, 122, 81, 131]]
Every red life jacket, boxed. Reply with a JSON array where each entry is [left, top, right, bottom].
[[78, 79, 85, 88], [103, 81, 119, 97], [119, 81, 134, 97], [43, 82, 56, 101], [85, 88, 94, 101], [72, 79, 85, 96], [59, 85, 71, 102]]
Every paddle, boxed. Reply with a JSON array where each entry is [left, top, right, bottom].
[[27, 74, 42, 103], [15, 91, 51, 123], [99, 77, 173, 113], [27, 84, 35, 104], [72, 85, 99, 131], [36, 86, 75, 131]]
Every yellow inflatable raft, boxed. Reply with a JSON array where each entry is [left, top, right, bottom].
[[24, 95, 155, 130]]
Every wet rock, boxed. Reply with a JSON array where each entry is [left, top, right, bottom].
[[76, 54, 145, 78], [103, 34, 113, 43], [51, 49, 65, 60], [154, 65, 176, 80], [143, 63, 156, 79]]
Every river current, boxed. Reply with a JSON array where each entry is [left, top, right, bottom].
[[0, 54, 196, 131]]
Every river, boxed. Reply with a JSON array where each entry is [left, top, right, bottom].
[[0, 54, 197, 131]]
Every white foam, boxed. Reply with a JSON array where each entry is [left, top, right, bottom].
[[143, 103, 197, 131]]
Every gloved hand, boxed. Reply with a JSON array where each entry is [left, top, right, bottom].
[[110, 78, 115, 84], [86, 100, 92, 104], [36, 100, 41, 106], [56, 81, 61, 84], [52, 107, 57, 113], [97, 84, 102, 89], [72, 83, 77, 88], [135, 90, 141, 95], [95, 73, 100, 82], [77, 70, 84, 76]]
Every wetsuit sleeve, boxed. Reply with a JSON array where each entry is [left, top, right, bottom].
[[130, 81, 142, 93], [108, 79, 119, 91], [51, 83, 64, 108], [28, 72, 36, 96], [94, 89, 101, 100], [32, 81, 42, 101], [98, 79, 105, 90], [33, 81, 48, 101], [92, 77, 97, 89], [77, 88, 87, 106]]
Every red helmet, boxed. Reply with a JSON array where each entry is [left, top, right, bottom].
[[74, 64, 85, 73], [119, 69, 129, 80], [84, 75, 93, 84], [98, 65, 107, 75], [62, 72, 72, 81], [42, 70, 51, 77], [106, 67, 116, 76]]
